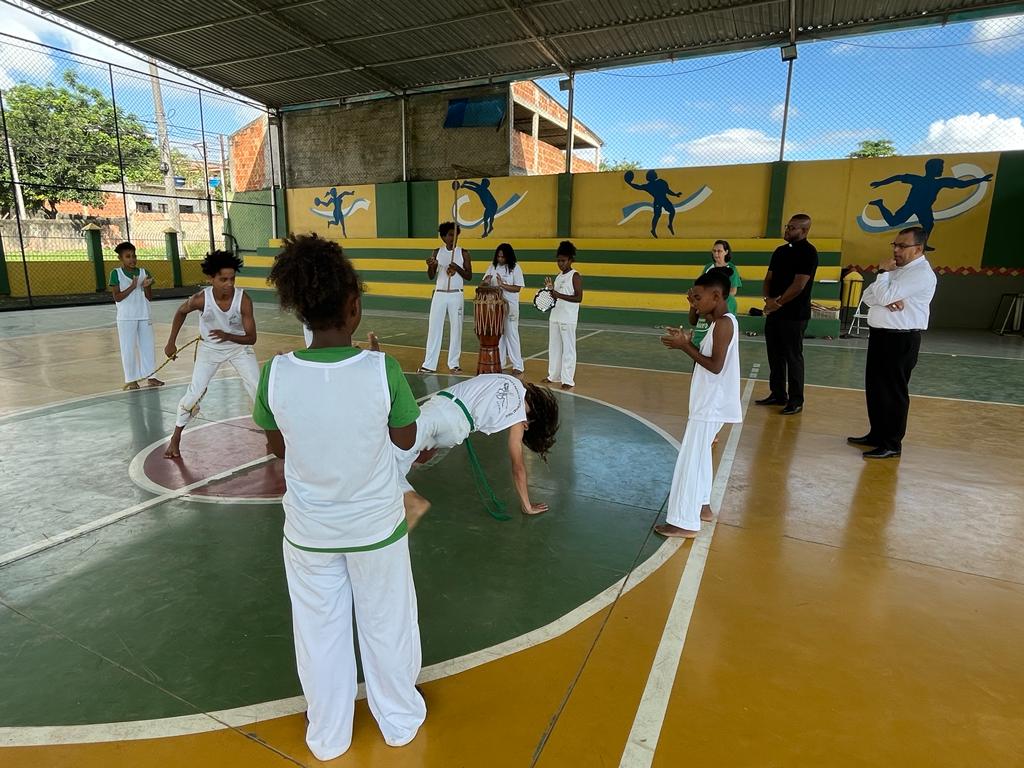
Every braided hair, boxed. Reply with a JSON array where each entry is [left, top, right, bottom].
[[268, 234, 364, 330]]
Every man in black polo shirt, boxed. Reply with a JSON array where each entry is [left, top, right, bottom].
[[756, 214, 818, 415]]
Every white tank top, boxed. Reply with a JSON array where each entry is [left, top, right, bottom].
[[434, 246, 466, 291], [267, 350, 405, 548], [689, 313, 742, 423], [199, 286, 245, 345], [113, 267, 150, 321], [549, 268, 580, 323]]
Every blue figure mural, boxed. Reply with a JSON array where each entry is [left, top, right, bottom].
[[313, 187, 356, 236], [867, 158, 992, 237], [458, 179, 499, 237], [624, 170, 684, 238]]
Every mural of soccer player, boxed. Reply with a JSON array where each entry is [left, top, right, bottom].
[[868, 158, 992, 237], [314, 187, 356, 236], [624, 170, 684, 238], [459, 178, 499, 237]]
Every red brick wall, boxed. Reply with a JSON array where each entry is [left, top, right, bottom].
[[230, 118, 269, 192], [510, 81, 599, 149], [55, 192, 126, 218], [511, 130, 597, 175]]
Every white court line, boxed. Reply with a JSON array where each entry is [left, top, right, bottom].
[[0, 388, 684, 747], [523, 329, 603, 362], [0, 455, 273, 569], [619, 363, 760, 768]]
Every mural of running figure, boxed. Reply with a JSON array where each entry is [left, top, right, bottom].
[[458, 179, 499, 237], [624, 170, 684, 237], [314, 187, 356, 236], [868, 158, 992, 236]]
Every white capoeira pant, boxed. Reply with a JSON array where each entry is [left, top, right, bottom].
[[665, 419, 722, 530], [500, 298, 524, 371], [282, 536, 426, 761], [174, 343, 260, 427], [117, 319, 156, 384], [422, 291, 464, 371], [395, 395, 472, 493], [547, 321, 577, 387]]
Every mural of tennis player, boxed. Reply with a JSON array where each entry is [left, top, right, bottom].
[[314, 187, 356, 236], [624, 170, 684, 238], [867, 158, 992, 237], [459, 178, 499, 237]]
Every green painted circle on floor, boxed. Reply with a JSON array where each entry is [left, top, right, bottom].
[[0, 376, 677, 727]]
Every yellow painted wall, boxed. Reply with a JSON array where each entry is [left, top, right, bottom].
[[436, 175, 557, 239], [3, 259, 207, 298], [286, 184, 378, 239], [784, 153, 999, 268], [573, 164, 771, 239]]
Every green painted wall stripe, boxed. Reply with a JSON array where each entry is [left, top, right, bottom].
[[764, 161, 790, 238], [557, 173, 572, 238], [409, 181, 439, 238], [981, 150, 1024, 268], [375, 182, 410, 238], [275, 187, 288, 237]]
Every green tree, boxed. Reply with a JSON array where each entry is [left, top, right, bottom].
[[599, 158, 643, 172], [1, 70, 159, 217], [848, 139, 897, 158]]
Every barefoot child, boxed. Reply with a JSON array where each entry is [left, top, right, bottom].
[[253, 234, 426, 760], [482, 242, 525, 375], [655, 267, 741, 538], [163, 250, 259, 458], [543, 241, 583, 390], [109, 241, 163, 389], [396, 373, 559, 527]]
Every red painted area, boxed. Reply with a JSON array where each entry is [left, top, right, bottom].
[[143, 416, 285, 498]]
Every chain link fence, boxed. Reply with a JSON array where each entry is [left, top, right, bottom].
[[532, 12, 1024, 171], [0, 33, 277, 308]]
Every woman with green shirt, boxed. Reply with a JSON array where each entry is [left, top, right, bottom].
[[691, 239, 742, 343]]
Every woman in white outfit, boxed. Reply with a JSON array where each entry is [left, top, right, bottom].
[[420, 221, 472, 374], [482, 242, 525, 375], [162, 250, 260, 458]]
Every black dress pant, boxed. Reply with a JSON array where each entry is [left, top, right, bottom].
[[865, 328, 921, 452], [764, 315, 808, 406]]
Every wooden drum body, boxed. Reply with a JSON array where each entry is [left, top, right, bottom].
[[473, 286, 508, 374]]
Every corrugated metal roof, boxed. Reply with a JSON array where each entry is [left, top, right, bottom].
[[28, 0, 1024, 107]]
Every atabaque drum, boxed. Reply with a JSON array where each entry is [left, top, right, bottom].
[[473, 285, 507, 374]]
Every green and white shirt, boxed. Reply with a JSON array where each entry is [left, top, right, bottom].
[[109, 267, 151, 321], [252, 347, 419, 551]]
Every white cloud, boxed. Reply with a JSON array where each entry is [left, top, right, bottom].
[[625, 120, 683, 138], [659, 154, 678, 165], [769, 102, 799, 122], [918, 112, 1024, 153], [970, 17, 1024, 54], [0, 17, 57, 89], [979, 78, 1024, 104], [677, 128, 783, 165]]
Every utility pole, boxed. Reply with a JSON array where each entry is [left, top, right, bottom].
[[4, 131, 27, 220], [148, 62, 182, 254]]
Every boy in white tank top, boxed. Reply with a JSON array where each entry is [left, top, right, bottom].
[[420, 221, 472, 373], [542, 241, 584, 389], [162, 250, 260, 458], [252, 234, 426, 760], [656, 267, 742, 538], [108, 241, 163, 389]]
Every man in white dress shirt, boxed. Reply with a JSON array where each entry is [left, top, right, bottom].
[[848, 226, 937, 459]]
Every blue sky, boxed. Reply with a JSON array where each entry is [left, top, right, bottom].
[[1, 4, 1023, 169]]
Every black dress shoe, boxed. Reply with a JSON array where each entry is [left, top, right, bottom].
[[755, 395, 786, 406], [847, 435, 877, 447], [780, 404, 803, 415], [863, 447, 901, 459]]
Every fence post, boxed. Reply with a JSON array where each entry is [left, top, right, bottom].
[[82, 223, 105, 292], [0, 232, 10, 296], [165, 227, 182, 288]]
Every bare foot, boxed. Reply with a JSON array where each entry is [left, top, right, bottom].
[[511, 369, 524, 378], [560, 383, 574, 390], [654, 523, 698, 539], [163, 440, 181, 459], [449, 366, 462, 373], [148, 378, 164, 387], [368, 332, 381, 352], [126, 382, 140, 390], [417, 367, 435, 374], [541, 378, 557, 384], [700, 504, 714, 522], [404, 491, 431, 530]]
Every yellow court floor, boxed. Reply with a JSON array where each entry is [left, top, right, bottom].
[[1, 305, 1022, 767]]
